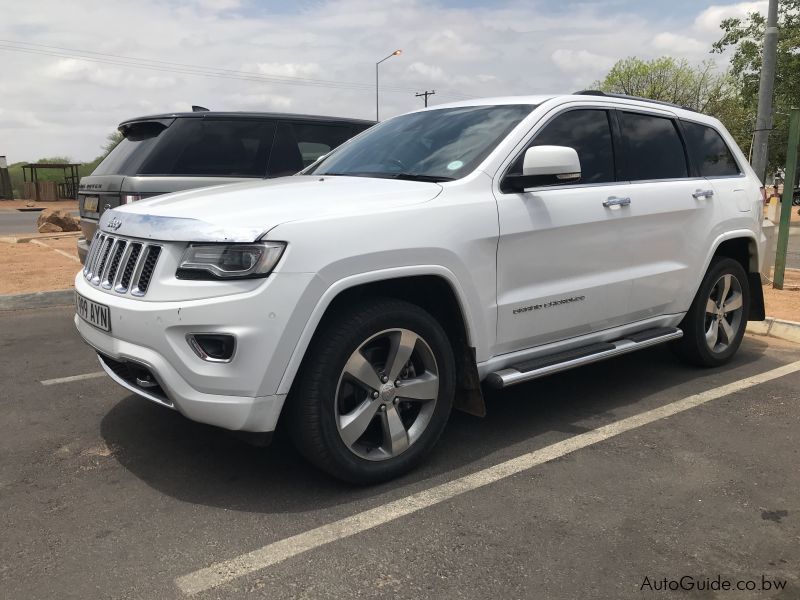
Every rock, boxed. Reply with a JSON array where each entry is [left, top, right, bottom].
[[36, 208, 80, 233], [38, 222, 64, 233]]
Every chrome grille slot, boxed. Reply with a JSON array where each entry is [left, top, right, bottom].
[[132, 246, 161, 296], [118, 243, 142, 293], [91, 237, 114, 285], [83, 234, 161, 297], [102, 240, 127, 288]]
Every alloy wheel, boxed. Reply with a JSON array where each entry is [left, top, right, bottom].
[[335, 328, 439, 461], [704, 273, 744, 353]]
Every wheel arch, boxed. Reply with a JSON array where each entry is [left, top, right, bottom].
[[703, 231, 765, 321], [276, 267, 486, 416]]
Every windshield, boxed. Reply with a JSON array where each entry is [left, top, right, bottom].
[[307, 104, 534, 181]]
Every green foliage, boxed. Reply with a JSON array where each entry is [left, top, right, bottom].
[[596, 56, 753, 155], [712, 0, 800, 171], [596, 56, 728, 112], [8, 132, 116, 198]]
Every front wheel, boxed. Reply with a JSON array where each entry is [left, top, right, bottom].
[[288, 298, 455, 484], [673, 257, 750, 367]]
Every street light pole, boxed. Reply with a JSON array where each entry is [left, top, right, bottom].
[[376, 49, 402, 122]]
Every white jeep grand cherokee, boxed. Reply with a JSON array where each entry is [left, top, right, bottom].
[[75, 93, 766, 483]]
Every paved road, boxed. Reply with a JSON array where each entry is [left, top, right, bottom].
[[0, 210, 80, 235], [2, 306, 799, 599]]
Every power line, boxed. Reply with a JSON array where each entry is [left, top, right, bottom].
[[0, 39, 475, 101]]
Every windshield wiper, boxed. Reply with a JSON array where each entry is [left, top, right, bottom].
[[314, 171, 455, 182], [385, 172, 455, 183]]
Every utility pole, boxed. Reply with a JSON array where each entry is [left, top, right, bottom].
[[751, 0, 779, 183], [773, 109, 799, 289], [415, 90, 436, 107]]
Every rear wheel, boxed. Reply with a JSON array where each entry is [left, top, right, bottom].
[[289, 298, 455, 483], [674, 257, 749, 367]]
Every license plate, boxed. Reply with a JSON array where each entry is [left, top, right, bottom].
[[76, 292, 111, 332], [83, 196, 99, 212]]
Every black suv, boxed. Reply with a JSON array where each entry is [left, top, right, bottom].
[[77, 111, 374, 262]]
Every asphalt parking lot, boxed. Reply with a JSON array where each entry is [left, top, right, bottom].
[[2, 305, 799, 599]]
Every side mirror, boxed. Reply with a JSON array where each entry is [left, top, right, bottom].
[[503, 145, 582, 193]]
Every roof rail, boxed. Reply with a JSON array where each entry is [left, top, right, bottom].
[[572, 90, 697, 113]]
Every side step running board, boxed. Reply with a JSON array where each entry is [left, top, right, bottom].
[[486, 327, 683, 389]]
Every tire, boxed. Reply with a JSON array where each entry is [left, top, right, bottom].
[[673, 257, 750, 367], [288, 297, 455, 484]]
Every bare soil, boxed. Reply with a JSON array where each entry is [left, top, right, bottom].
[[0, 241, 80, 295], [1, 235, 799, 325]]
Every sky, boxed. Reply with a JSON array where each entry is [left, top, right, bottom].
[[0, 0, 768, 163]]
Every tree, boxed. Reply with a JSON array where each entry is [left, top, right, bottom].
[[102, 130, 123, 157], [713, 0, 800, 173], [595, 57, 728, 113], [595, 56, 753, 159]]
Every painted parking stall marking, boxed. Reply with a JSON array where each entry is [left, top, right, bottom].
[[41, 371, 106, 386], [175, 359, 800, 596]]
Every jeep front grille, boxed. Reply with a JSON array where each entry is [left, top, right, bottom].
[[83, 233, 162, 296]]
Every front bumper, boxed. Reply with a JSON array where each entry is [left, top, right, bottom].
[[73, 270, 316, 432]]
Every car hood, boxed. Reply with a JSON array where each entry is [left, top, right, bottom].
[[98, 175, 443, 242]]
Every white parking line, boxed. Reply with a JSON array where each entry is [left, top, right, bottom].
[[29, 239, 82, 264], [175, 359, 800, 596], [40, 371, 105, 386]]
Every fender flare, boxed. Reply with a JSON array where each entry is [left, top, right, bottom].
[[276, 265, 479, 396], [696, 229, 764, 321]]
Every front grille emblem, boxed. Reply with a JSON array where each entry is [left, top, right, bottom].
[[107, 217, 123, 231]]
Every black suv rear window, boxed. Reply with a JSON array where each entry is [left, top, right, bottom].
[[681, 121, 741, 177], [138, 119, 276, 177], [618, 112, 688, 181]]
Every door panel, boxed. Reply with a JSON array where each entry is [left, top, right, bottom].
[[618, 179, 716, 319], [495, 186, 633, 354], [495, 108, 634, 354]]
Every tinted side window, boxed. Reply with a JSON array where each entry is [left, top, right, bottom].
[[509, 109, 614, 184], [138, 119, 276, 177], [681, 121, 740, 177], [618, 112, 688, 181], [268, 123, 353, 177]]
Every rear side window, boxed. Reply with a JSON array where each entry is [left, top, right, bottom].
[[681, 121, 741, 177], [138, 119, 276, 177], [91, 120, 171, 176], [509, 109, 615, 184], [268, 122, 354, 177], [618, 112, 688, 181]]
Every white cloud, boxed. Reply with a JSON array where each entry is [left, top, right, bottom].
[[0, 0, 759, 162], [224, 92, 293, 110], [551, 49, 615, 76], [694, 2, 768, 34], [652, 32, 707, 55], [251, 62, 322, 78]]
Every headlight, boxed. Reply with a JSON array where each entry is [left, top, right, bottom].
[[176, 242, 286, 280]]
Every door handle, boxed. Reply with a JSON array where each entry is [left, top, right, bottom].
[[603, 196, 631, 208], [692, 189, 714, 199]]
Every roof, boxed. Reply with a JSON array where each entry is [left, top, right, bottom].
[[418, 93, 711, 120], [23, 163, 82, 169], [118, 111, 375, 128]]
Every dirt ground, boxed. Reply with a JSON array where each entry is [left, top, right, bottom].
[[0, 239, 80, 295], [0, 199, 79, 212], [1, 236, 798, 326]]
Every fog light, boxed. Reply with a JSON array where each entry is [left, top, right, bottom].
[[186, 333, 236, 362]]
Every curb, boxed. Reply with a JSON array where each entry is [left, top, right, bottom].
[[748, 317, 800, 344], [0, 289, 74, 311], [0, 232, 81, 244]]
